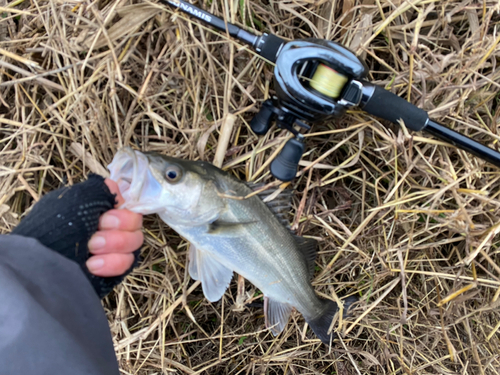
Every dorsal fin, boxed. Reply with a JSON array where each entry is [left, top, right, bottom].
[[247, 181, 317, 277], [246, 182, 294, 229], [263, 190, 294, 229], [294, 235, 318, 278], [245, 181, 266, 191]]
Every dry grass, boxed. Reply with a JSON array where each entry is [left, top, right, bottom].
[[2, 0, 500, 373]]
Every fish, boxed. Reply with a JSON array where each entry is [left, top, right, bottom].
[[107, 146, 358, 344]]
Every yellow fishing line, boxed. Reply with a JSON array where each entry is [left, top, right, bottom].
[[309, 63, 348, 98]]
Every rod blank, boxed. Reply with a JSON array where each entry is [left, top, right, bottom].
[[424, 120, 500, 168], [160, 0, 259, 47]]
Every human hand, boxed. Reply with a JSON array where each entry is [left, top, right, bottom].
[[11, 173, 143, 298], [86, 179, 144, 277]]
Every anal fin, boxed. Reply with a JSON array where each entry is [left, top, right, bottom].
[[188, 244, 233, 302], [264, 296, 293, 336]]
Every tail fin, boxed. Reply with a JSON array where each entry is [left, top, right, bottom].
[[306, 295, 358, 345]]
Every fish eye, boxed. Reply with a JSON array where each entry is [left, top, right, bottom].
[[165, 165, 182, 183]]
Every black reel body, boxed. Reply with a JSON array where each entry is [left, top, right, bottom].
[[251, 39, 368, 181]]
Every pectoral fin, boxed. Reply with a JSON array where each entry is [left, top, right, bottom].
[[188, 244, 233, 302], [264, 296, 293, 336]]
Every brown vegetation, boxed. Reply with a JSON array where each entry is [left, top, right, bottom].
[[1, 0, 500, 373]]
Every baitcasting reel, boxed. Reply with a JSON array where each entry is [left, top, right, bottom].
[[162, 0, 500, 181], [248, 38, 369, 181]]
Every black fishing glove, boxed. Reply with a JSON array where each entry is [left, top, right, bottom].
[[11, 174, 141, 299]]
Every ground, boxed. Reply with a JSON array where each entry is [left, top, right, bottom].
[[1, 0, 500, 374]]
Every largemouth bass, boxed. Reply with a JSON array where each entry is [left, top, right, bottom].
[[108, 147, 357, 344]]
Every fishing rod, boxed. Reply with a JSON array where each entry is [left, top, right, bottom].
[[161, 0, 500, 181]]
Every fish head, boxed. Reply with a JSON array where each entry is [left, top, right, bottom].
[[107, 147, 224, 224]]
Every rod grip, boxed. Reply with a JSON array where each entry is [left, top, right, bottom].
[[361, 85, 428, 131]]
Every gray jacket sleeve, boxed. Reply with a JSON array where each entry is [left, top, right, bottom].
[[0, 234, 120, 375]]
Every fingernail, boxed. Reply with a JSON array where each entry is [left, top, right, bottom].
[[88, 236, 106, 250], [101, 214, 120, 229], [87, 257, 105, 272]]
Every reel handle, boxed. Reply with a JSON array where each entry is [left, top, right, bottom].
[[270, 137, 305, 181], [250, 100, 275, 135]]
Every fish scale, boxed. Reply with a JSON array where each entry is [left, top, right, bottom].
[[107, 146, 358, 344]]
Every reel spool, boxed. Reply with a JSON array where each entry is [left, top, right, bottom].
[[309, 64, 349, 99]]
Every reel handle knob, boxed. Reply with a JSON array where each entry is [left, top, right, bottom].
[[270, 137, 305, 181], [250, 100, 275, 135]]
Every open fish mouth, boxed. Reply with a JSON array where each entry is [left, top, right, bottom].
[[108, 147, 151, 210]]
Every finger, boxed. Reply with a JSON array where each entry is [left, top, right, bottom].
[[98, 209, 143, 231], [86, 253, 135, 277], [88, 229, 144, 255], [104, 178, 125, 207]]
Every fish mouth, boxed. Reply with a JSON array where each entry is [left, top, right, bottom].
[[107, 147, 153, 211]]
